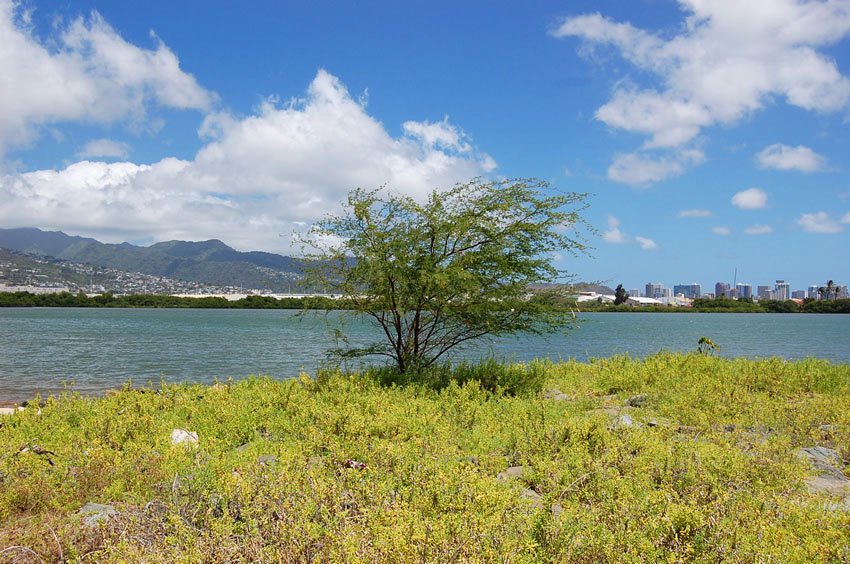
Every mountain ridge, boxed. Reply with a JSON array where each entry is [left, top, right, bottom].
[[0, 227, 303, 291]]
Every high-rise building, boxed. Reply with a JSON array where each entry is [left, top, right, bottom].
[[808, 285, 820, 299], [715, 282, 731, 298], [674, 283, 702, 299], [629, 288, 641, 299], [645, 283, 664, 300], [736, 283, 752, 300], [775, 280, 790, 301], [792, 290, 807, 299], [757, 285, 772, 301], [839, 286, 849, 299]]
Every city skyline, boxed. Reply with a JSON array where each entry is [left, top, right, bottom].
[[1, 1, 849, 287]]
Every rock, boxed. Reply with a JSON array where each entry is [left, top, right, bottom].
[[552, 503, 564, 518], [795, 446, 850, 511], [171, 429, 199, 446], [496, 466, 525, 481], [612, 414, 639, 429], [78, 502, 118, 527], [258, 455, 278, 465], [796, 447, 845, 476], [543, 389, 570, 401], [724, 424, 736, 432], [520, 488, 543, 509], [625, 394, 647, 407]]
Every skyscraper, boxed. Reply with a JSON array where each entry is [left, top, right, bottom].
[[808, 285, 820, 299], [736, 283, 752, 300], [715, 282, 730, 298], [645, 283, 664, 300], [674, 283, 702, 299], [775, 280, 790, 301]]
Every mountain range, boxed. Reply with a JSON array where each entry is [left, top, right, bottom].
[[0, 227, 613, 295], [0, 228, 303, 291]]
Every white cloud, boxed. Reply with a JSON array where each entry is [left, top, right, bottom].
[[77, 138, 130, 160], [679, 208, 711, 218], [712, 226, 731, 236], [553, 3, 850, 149], [0, 71, 496, 253], [607, 149, 704, 186], [731, 188, 767, 209], [602, 214, 628, 243], [797, 211, 845, 233], [756, 143, 825, 172], [842, 212, 850, 224], [743, 224, 772, 235], [635, 236, 659, 251], [0, 1, 214, 153], [553, 1, 850, 185]]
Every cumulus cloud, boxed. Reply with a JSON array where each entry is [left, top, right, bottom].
[[635, 236, 659, 251], [0, 70, 496, 252], [842, 212, 850, 223], [602, 215, 658, 251], [732, 188, 767, 209], [679, 208, 711, 218], [0, 0, 214, 153], [553, 1, 850, 183], [77, 138, 131, 160], [797, 211, 845, 233], [602, 215, 628, 243], [712, 226, 731, 236], [607, 149, 704, 186], [744, 224, 772, 235], [756, 143, 825, 172]]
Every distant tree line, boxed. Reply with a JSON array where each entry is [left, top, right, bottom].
[[0, 291, 346, 310], [577, 297, 850, 314]]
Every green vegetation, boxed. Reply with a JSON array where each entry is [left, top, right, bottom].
[[2, 354, 849, 561], [0, 292, 342, 310], [579, 297, 850, 314], [302, 178, 589, 372]]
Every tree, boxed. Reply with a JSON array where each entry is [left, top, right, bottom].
[[302, 178, 589, 373], [613, 284, 629, 305]]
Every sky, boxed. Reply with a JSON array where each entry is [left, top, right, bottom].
[[1, 0, 849, 293]]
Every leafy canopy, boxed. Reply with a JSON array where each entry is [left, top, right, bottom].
[[303, 178, 589, 373]]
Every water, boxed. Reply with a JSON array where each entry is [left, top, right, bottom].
[[1, 308, 848, 402]]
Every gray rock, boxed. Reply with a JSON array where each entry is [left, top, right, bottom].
[[615, 414, 635, 428], [796, 447, 845, 477], [625, 394, 647, 407], [543, 389, 570, 401], [796, 446, 850, 511], [520, 488, 543, 509], [258, 455, 278, 465], [79, 502, 118, 527], [497, 466, 525, 481], [171, 428, 198, 446], [552, 503, 564, 518]]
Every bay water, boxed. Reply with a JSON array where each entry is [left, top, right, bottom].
[[1, 308, 848, 402]]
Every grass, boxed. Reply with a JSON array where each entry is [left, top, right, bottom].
[[1, 353, 849, 562]]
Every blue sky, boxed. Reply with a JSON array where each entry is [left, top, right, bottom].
[[1, 0, 849, 293]]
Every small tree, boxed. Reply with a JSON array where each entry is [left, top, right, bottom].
[[303, 178, 589, 373], [613, 284, 629, 305]]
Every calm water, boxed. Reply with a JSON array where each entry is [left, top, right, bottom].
[[1, 308, 848, 402]]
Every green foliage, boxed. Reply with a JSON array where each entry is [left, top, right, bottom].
[[0, 291, 343, 310], [613, 283, 629, 305], [303, 178, 589, 372], [696, 336, 721, 355], [1, 355, 849, 561]]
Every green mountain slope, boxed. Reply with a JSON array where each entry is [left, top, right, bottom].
[[0, 228, 303, 291]]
